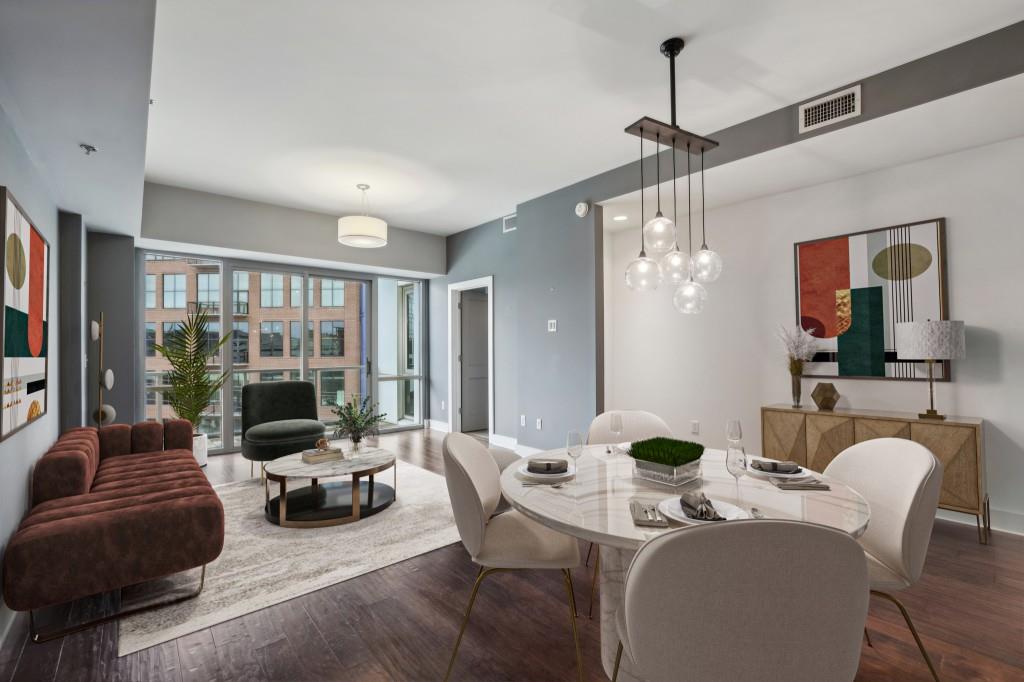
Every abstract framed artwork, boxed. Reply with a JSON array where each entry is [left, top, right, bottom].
[[1, 187, 49, 439], [794, 218, 948, 381]]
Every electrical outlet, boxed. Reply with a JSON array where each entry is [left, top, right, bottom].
[[547, 319, 557, 333], [520, 414, 526, 427], [536, 417, 543, 430], [690, 420, 700, 435]]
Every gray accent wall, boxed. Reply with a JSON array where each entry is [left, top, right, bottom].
[[0, 103, 60, 643], [430, 20, 1024, 450], [87, 232, 137, 425], [142, 183, 446, 277], [58, 211, 86, 431]]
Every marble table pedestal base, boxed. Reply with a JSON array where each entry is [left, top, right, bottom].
[[599, 546, 639, 681]]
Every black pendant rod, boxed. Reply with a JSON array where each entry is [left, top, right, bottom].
[[686, 142, 692, 255], [672, 138, 678, 245], [639, 133, 645, 255], [655, 133, 662, 213], [660, 37, 685, 127], [700, 147, 708, 249]]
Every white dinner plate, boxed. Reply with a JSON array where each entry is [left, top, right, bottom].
[[745, 457, 813, 480], [517, 461, 576, 481], [657, 497, 750, 525]]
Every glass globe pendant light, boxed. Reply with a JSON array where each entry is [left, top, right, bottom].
[[673, 142, 707, 314], [690, 148, 723, 283], [641, 133, 675, 255], [625, 134, 662, 291], [659, 141, 689, 285]]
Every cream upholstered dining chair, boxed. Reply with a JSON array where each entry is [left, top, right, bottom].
[[587, 410, 673, 445], [824, 438, 944, 681], [584, 410, 674, 616], [613, 520, 870, 682], [441, 433, 582, 681]]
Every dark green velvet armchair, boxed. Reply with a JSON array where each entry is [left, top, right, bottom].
[[241, 381, 325, 463]]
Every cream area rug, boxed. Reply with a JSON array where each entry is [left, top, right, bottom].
[[117, 460, 459, 656]]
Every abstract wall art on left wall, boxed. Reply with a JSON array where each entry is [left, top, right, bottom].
[[1, 187, 49, 439]]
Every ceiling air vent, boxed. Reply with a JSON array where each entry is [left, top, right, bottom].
[[798, 84, 861, 134], [502, 214, 517, 233]]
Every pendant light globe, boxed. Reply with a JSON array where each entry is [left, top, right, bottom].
[[625, 255, 662, 292], [642, 212, 675, 255], [659, 247, 690, 286], [690, 248, 723, 283], [673, 278, 707, 314]]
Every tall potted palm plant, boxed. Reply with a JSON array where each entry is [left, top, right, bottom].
[[154, 305, 231, 466]]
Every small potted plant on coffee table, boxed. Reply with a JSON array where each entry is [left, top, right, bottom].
[[332, 394, 387, 451]]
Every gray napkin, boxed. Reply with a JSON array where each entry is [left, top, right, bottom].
[[680, 492, 723, 520]]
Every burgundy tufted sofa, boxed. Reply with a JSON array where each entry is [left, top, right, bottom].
[[2, 420, 224, 632]]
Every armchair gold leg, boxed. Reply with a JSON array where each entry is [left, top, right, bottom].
[[445, 567, 493, 681], [562, 569, 583, 682], [585, 542, 594, 567], [871, 590, 940, 681], [612, 641, 623, 682], [588, 547, 600, 619]]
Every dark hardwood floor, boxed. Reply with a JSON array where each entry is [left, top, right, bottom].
[[1, 429, 1021, 681]]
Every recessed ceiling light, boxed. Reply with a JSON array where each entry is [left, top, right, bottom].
[[613, 215, 628, 221]]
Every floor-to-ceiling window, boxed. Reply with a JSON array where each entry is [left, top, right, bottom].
[[377, 278, 423, 428], [141, 251, 419, 453], [143, 254, 225, 449]]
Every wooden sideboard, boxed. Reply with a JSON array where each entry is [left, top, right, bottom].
[[760, 404, 989, 543]]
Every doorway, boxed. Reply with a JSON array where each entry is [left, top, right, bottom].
[[448, 277, 493, 439]]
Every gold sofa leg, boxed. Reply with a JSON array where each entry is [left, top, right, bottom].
[[871, 589, 940, 681], [30, 565, 206, 644]]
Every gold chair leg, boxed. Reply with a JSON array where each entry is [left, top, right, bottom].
[[562, 569, 583, 682], [871, 590, 940, 682], [612, 641, 623, 682], [445, 567, 493, 681], [588, 547, 600, 619]]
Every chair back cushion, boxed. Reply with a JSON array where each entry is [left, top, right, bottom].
[[241, 381, 318, 435], [624, 520, 868, 682], [442, 433, 501, 558], [824, 438, 942, 583], [587, 410, 673, 444]]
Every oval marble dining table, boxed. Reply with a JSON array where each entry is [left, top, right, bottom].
[[500, 446, 871, 681]]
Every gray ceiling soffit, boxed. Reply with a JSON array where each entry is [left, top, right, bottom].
[[522, 19, 1024, 210]]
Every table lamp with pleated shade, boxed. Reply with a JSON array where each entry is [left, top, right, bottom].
[[895, 320, 965, 420]]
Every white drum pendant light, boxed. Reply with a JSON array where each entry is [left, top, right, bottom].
[[338, 183, 388, 248]]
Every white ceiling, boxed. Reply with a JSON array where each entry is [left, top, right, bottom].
[[601, 72, 1024, 232], [0, 1, 155, 236], [146, 0, 1024, 236]]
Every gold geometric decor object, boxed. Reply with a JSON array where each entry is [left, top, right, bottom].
[[811, 382, 840, 411]]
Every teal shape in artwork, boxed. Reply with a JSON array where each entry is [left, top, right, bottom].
[[837, 287, 884, 376]]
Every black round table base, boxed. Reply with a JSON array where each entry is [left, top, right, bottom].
[[264, 480, 395, 527]]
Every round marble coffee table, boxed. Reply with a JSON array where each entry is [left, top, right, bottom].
[[500, 447, 870, 681], [263, 445, 397, 528]]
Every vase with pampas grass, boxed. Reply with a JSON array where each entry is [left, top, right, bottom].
[[777, 324, 818, 408]]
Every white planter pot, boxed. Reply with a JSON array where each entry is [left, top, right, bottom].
[[192, 432, 208, 468]]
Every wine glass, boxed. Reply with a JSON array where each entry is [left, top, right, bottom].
[[609, 413, 624, 453], [724, 419, 746, 503], [566, 430, 584, 496]]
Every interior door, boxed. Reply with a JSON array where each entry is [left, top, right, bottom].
[[459, 289, 489, 432]]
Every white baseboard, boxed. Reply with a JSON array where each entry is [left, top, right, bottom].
[[489, 433, 517, 450], [936, 506, 1024, 537], [425, 419, 450, 433]]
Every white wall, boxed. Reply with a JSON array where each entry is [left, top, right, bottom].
[[606, 136, 1024, 533]]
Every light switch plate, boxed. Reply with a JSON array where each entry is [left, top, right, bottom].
[[441, 400, 446, 411], [520, 414, 526, 427], [536, 417, 543, 430], [690, 420, 700, 435], [547, 319, 557, 333]]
